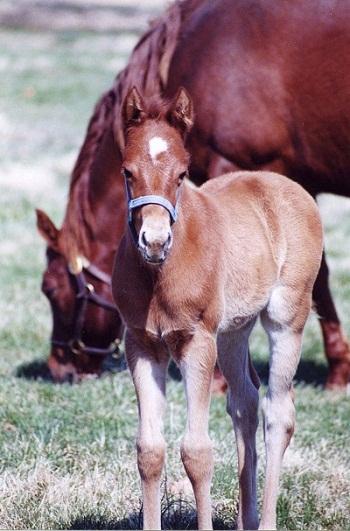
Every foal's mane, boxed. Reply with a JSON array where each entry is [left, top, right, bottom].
[[62, 0, 198, 261]]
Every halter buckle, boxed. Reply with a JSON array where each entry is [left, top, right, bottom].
[[85, 283, 95, 294], [111, 338, 122, 359], [69, 338, 85, 356]]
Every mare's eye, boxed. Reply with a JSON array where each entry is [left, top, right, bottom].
[[123, 168, 133, 180], [178, 171, 188, 185]]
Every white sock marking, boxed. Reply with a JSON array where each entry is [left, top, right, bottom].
[[149, 136, 168, 161]]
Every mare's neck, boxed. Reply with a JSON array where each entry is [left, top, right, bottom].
[[86, 130, 125, 270]]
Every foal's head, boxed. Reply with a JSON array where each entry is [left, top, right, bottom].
[[121, 87, 193, 264]]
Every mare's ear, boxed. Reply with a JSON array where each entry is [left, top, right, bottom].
[[167, 87, 194, 137], [122, 86, 146, 130], [36, 208, 60, 251]]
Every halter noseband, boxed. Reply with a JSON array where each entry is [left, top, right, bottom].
[[124, 177, 178, 244], [128, 195, 178, 224]]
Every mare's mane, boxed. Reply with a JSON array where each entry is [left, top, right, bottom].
[[61, 0, 198, 261]]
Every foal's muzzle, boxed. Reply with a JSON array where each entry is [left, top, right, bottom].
[[138, 228, 173, 264]]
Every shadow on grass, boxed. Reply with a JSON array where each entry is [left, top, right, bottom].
[[15, 354, 127, 382], [169, 354, 328, 388], [15, 352, 328, 388], [69, 505, 233, 530], [254, 358, 328, 386], [16, 358, 53, 381], [168, 356, 328, 388]]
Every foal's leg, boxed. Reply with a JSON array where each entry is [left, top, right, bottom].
[[125, 331, 168, 530], [313, 250, 350, 388], [178, 328, 217, 530], [259, 287, 311, 530], [217, 322, 260, 530]]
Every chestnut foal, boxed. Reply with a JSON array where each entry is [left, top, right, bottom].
[[112, 88, 323, 530]]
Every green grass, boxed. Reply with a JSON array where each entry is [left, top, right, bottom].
[[1, 26, 350, 529]]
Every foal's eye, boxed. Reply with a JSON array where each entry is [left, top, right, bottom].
[[123, 168, 133, 180], [178, 171, 188, 185]]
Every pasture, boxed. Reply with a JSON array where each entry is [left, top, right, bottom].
[[1, 24, 350, 529]]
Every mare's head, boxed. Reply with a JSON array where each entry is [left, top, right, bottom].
[[36, 209, 122, 382], [121, 87, 194, 265]]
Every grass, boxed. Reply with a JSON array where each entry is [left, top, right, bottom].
[[1, 25, 350, 529]]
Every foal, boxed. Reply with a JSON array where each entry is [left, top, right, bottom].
[[112, 87, 323, 530]]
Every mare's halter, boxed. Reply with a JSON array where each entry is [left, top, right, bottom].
[[124, 177, 178, 244], [51, 260, 121, 358]]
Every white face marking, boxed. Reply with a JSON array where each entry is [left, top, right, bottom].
[[149, 136, 168, 162]]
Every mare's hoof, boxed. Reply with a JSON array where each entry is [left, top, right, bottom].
[[325, 361, 350, 391]]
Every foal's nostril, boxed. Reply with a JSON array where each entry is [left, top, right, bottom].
[[141, 231, 148, 247], [166, 233, 172, 248]]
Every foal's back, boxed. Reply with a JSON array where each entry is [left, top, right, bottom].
[[200, 171, 323, 329]]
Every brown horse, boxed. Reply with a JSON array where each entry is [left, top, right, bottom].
[[112, 87, 323, 530], [37, 0, 350, 387]]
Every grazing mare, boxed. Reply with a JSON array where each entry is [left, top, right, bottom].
[[36, 91, 125, 381], [112, 88, 323, 530], [38, 0, 350, 387]]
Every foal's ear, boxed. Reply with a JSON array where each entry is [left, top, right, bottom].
[[168, 87, 194, 137], [36, 208, 60, 251], [122, 86, 146, 130]]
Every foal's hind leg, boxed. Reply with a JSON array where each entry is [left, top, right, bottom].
[[217, 321, 260, 530], [259, 286, 312, 530]]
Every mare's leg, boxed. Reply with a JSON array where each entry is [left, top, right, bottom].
[[178, 327, 217, 530], [125, 331, 168, 530], [259, 286, 311, 530], [313, 250, 350, 388], [217, 322, 260, 530], [211, 364, 228, 395]]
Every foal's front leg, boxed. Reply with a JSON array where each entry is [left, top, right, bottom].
[[125, 331, 168, 530], [178, 328, 217, 530]]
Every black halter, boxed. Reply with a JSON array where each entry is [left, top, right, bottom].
[[51, 261, 121, 358]]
